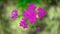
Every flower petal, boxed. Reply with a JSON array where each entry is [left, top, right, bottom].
[[28, 4, 36, 10]]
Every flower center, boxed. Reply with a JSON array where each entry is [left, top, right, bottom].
[[36, 14, 39, 19]]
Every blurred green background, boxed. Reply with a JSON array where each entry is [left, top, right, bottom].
[[0, 0, 60, 34]]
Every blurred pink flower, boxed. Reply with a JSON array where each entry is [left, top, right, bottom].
[[20, 4, 37, 28], [23, 9, 37, 24], [11, 9, 18, 19], [20, 18, 28, 28], [38, 7, 46, 19], [20, 4, 46, 29]]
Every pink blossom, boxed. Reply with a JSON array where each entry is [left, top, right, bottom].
[[38, 7, 46, 19], [11, 9, 18, 19]]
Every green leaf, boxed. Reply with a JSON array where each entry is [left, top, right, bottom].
[[37, 0, 42, 4]]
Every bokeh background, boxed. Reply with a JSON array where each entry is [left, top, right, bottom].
[[0, 0, 60, 34]]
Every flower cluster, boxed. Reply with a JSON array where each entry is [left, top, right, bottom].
[[20, 4, 37, 28], [20, 4, 46, 29], [23, 4, 37, 24], [11, 4, 46, 32]]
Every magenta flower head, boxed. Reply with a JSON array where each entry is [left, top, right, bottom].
[[38, 7, 46, 19], [20, 18, 28, 28], [11, 9, 18, 19], [23, 5, 37, 24]]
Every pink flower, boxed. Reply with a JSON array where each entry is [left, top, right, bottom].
[[38, 7, 46, 19], [20, 18, 28, 28], [11, 9, 18, 19], [20, 4, 46, 29], [23, 4, 37, 24], [23, 9, 36, 24]]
